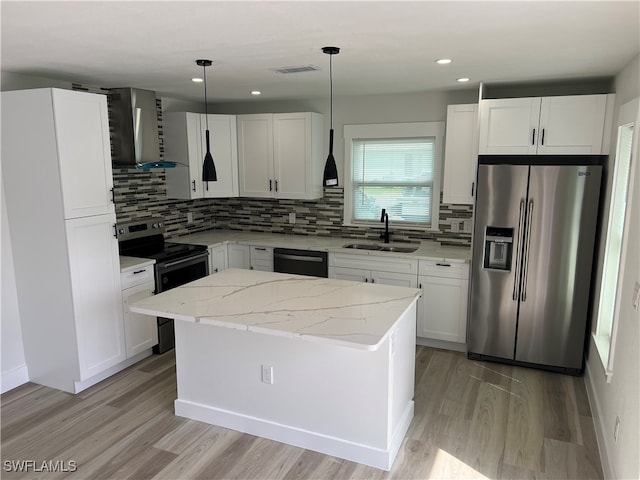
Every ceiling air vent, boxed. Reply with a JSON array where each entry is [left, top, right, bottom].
[[273, 65, 320, 74]]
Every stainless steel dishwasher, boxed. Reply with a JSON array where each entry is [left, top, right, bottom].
[[273, 248, 328, 278]]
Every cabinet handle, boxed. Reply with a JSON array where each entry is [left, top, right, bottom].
[[532, 128, 536, 146], [113, 224, 118, 238], [419, 283, 422, 289], [541, 128, 545, 146], [275, 180, 278, 192], [110, 187, 115, 203], [192, 180, 196, 192], [436, 262, 451, 267], [133, 269, 146, 274], [255, 247, 266, 251], [371, 278, 375, 284], [213, 268, 219, 273], [471, 182, 475, 197], [365, 278, 368, 283]]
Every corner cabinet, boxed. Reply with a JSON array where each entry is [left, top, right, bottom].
[[443, 104, 479, 205], [164, 112, 239, 199], [417, 260, 469, 349], [237, 112, 324, 200], [478, 94, 614, 155], [2, 88, 126, 393]]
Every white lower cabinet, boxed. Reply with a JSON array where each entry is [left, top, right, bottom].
[[122, 278, 157, 357], [250, 246, 274, 272], [209, 244, 228, 273], [417, 260, 469, 346], [228, 244, 251, 269], [329, 253, 418, 286]]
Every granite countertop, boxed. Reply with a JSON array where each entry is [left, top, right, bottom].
[[129, 268, 421, 351], [170, 230, 471, 263]]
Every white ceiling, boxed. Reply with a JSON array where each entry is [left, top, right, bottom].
[[2, 1, 639, 103]]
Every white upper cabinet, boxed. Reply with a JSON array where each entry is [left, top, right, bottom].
[[52, 89, 115, 218], [443, 104, 479, 205], [478, 94, 613, 155], [164, 112, 239, 199], [237, 112, 324, 200]]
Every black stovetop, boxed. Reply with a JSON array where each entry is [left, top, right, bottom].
[[118, 234, 207, 264]]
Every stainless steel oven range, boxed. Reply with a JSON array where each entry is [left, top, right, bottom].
[[117, 218, 209, 353]]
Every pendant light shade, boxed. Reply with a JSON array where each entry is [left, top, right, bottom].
[[196, 59, 217, 182], [322, 46, 340, 187]]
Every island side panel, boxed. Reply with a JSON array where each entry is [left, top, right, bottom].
[[388, 302, 417, 462], [173, 319, 395, 463]]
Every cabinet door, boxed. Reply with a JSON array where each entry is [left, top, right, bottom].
[[372, 270, 417, 287], [165, 112, 203, 200], [443, 104, 478, 205], [417, 275, 468, 343], [273, 113, 323, 200], [209, 244, 228, 273], [53, 89, 115, 219], [537, 95, 608, 154], [330, 266, 370, 283], [478, 98, 541, 154], [201, 114, 239, 198], [227, 244, 251, 269], [66, 214, 125, 380], [123, 283, 157, 357], [237, 114, 274, 198]]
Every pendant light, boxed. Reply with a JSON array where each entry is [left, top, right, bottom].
[[322, 46, 340, 187], [196, 59, 217, 183]]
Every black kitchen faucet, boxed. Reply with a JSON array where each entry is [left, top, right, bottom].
[[380, 209, 390, 243]]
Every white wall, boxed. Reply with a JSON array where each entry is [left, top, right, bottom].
[[1, 174, 29, 393], [585, 54, 640, 480]]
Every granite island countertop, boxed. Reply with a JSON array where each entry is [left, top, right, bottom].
[[129, 268, 421, 351], [170, 230, 471, 263]]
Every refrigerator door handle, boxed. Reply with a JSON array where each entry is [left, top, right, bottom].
[[513, 199, 526, 300], [521, 199, 534, 302]]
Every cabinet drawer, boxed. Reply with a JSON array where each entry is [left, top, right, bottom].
[[418, 259, 468, 279], [250, 246, 273, 261], [330, 252, 417, 275], [120, 265, 154, 290]]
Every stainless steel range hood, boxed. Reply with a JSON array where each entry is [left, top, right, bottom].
[[109, 88, 175, 169]]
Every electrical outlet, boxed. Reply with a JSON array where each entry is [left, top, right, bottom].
[[288, 213, 296, 224], [614, 416, 621, 443], [463, 219, 472, 233], [261, 364, 273, 384], [187, 212, 194, 223]]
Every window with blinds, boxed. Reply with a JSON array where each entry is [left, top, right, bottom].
[[351, 137, 435, 225]]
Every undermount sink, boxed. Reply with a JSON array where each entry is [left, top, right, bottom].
[[342, 243, 418, 253]]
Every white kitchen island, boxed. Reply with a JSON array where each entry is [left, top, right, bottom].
[[129, 268, 421, 470]]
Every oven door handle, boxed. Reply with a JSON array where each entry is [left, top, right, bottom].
[[160, 252, 209, 269]]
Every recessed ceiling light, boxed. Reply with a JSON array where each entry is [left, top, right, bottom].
[[436, 58, 452, 65], [192, 77, 203, 83], [251, 90, 262, 96], [457, 77, 470, 83]]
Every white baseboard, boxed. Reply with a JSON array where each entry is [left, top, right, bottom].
[[416, 337, 466, 353], [175, 398, 414, 471], [1, 364, 29, 394], [584, 359, 615, 480], [73, 349, 152, 393]]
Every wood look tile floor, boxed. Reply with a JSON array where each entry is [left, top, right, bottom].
[[1, 347, 603, 480]]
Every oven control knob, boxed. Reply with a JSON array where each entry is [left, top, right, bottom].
[[118, 228, 125, 235]]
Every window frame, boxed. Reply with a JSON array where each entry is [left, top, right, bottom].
[[343, 122, 445, 231]]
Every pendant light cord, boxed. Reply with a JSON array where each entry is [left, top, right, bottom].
[[329, 53, 333, 129], [203, 64, 209, 131]]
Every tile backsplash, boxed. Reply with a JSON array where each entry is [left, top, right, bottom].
[[75, 83, 472, 247]]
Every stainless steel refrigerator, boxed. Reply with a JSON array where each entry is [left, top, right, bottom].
[[467, 156, 603, 375]]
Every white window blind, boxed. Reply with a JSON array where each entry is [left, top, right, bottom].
[[351, 138, 435, 225]]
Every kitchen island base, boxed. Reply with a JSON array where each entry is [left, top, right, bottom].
[[172, 303, 416, 471]]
